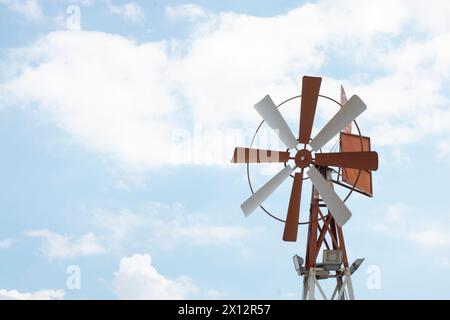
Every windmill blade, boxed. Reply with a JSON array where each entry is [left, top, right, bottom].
[[299, 76, 322, 144], [231, 147, 290, 163], [254, 95, 298, 149], [315, 151, 379, 171], [241, 165, 294, 216], [307, 166, 352, 226], [310, 95, 367, 151], [283, 171, 303, 242]]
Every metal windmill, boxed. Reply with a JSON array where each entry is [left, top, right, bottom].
[[231, 76, 378, 300]]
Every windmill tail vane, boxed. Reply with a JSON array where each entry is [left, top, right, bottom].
[[231, 76, 379, 300]]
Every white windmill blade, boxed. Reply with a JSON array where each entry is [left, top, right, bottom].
[[306, 166, 352, 226], [241, 165, 294, 216], [309, 95, 367, 151], [254, 95, 298, 149]]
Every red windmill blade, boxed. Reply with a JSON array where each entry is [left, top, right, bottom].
[[283, 171, 303, 241], [299, 76, 322, 144], [231, 147, 290, 163], [283, 76, 322, 241]]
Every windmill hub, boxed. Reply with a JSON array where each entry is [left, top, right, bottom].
[[294, 149, 312, 168]]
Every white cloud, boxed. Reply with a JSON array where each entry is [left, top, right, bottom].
[[373, 204, 450, 250], [0, 31, 178, 169], [2, 1, 450, 169], [113, 253, 199, 299], [0, 0, 43, 21], [437, 139, 450, 159], [391, 148, 411, 165], [114, 174, 146, 190], [0, 288, 65, 300], [107, 1, 145, 24], [20, 201, 251, 260], [407, 229, 450, 249], [165, 4, 208, 21], [92, 208, 142, 243], [26, 229, 105, 259], [92, 202, 251, 249], [0, 238, 13, 249]]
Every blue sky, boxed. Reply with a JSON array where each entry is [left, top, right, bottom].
[[1, 0, 450, 299]]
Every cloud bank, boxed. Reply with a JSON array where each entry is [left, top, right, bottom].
[[113, 253, 199, 299], [1, 0, 450, 170]]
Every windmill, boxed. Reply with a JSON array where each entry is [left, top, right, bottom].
[[231, 76, 378, 300]]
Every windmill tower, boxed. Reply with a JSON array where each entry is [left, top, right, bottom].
[[231, 76, 378, 300]]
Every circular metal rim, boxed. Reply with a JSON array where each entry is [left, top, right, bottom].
[[246, 94, 365, 225]]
